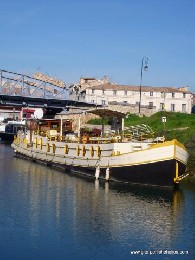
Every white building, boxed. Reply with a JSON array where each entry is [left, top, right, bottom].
[[70, 78, 193, 115]]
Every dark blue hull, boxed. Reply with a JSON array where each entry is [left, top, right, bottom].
[[0, 132, 15, 142]]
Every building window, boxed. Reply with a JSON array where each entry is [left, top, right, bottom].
[[171, 104, 175, 112], [148, 102, 153, 109], [102, 100, 106, 105], [172, 93, 175, 98], [92, 89, 95, 94], [124, 91, 127, 96], [183, 93, 186, 98], [102, 90, 105, 95], [91, 100, 95, 103], [113, 90, 117, 95], [182, 104, 186, 112], [150, 92, 153, 96], [161, 92, 165, 98], [160, 103, 165, 110], [123, 101, 128, 105]]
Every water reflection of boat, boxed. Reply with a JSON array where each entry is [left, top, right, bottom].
[[12, 157, 186, 253], [11, 108, 189, 187]]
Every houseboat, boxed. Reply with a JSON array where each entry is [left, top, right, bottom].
[[0, 120, 26, 142], [11, 108, 189, 187]]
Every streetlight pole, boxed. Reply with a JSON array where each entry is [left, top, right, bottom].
[[139, 57, 149, 114]]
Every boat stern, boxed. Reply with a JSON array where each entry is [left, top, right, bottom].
[[173, 139, 189, 185]]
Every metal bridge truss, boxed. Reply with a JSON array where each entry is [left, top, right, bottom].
[[0, 69, 67, 101], [0, 70, 97, 116]]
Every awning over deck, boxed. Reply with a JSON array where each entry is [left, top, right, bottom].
[[56, 107, 127, 135], [58, 107, 127, 118]]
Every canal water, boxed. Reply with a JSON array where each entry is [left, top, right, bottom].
[[0, 143, 195, 260]]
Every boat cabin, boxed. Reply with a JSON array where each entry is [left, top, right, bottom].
[[27, 118, 72, 139]]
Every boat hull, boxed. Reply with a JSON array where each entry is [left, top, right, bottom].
[[107, 159, 186, 187], [0, 132, 15, 142], [13, 150, 186, 187]]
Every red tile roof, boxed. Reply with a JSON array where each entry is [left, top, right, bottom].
[[86, 83, 191, 93]]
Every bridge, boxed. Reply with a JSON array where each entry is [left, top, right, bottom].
[[0, 69, 96, 116]]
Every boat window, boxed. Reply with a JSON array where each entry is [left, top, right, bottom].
[[51, 124, 58, 128]]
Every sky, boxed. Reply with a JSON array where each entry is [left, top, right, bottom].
[[0, 0, 195, 91]]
